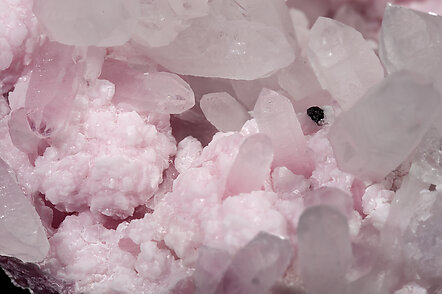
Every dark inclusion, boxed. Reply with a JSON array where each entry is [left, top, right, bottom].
[[307, 106, 325, 125]]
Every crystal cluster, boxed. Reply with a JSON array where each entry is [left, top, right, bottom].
[[0, 0, 442, 293]]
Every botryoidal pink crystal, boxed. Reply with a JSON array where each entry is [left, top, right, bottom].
[[0, 158, 49, 262]]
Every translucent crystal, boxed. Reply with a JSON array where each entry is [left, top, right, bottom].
[[0, 159, 49, 262], [33, 0, 138, 46], [146, 2, 295, 80], [253, 89, 314, 177], [133, 0, 209, 48], [329, 71, 441, 181], [220, 232, 293, 294], [379, 4, 442, 87], [100, 59, 195, 114], [22, 41, 84, 138], [194, 247, 231, 294], [298, 205, 352, 294], [225, 134, 273, 197], [200, 92, 250, 132], [307, 17, 384, 110]]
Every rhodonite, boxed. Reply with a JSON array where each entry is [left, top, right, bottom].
[[1, 0, 442, 293]]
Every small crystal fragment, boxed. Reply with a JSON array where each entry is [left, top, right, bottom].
[[329, 71, 441, 181], [298, 205, 352, 294], [0, 159, 49, 262], [225, 134, 273, 197], [253, 89, 314, 177], [307, 17, 384, 110], [200, 92, 250, 132], [220, 232, 293, 294]]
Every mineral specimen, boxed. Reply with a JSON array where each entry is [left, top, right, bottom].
[[0, 0, 442, 293]]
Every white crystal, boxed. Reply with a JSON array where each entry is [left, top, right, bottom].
[[225, 134, 273, 197], [133, 0, 209, 48], [329, 71, 441, 181], [146, 2, 295, 80], [253, 89, 313, 177], [379, 4, 442, 88], [307, 17, 384, 111], [33, 0, 138, 46], [220, 232, 293, 294], [200, 92, 250, 132], [298, 205, 352, 294], [403, 190, 442, 286], [0, 159, 49, 262]]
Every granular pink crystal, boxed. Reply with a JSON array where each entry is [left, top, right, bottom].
[[0, 0, 442, 293]]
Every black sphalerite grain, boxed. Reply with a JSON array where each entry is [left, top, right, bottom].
[[307, 106, 324, 125]]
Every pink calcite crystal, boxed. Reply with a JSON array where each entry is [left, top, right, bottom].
[[0, 0, 442, 293]]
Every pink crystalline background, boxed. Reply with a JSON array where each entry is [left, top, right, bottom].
[[0, 0, 442, 293]]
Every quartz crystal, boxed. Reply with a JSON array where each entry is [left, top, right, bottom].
[[253, 89, 314, 177], [2, 0, 442, 293], [307, 17, 384, 110], [33, 0, 138, 46], [100, 59, 195, 114], [200, 92, 250, 132], [379, 4, 442, 90], [329, 71, 441, 181], [194, 232, 293, 294], [0, 159, 49, 262], [298, 205, 352, 294]]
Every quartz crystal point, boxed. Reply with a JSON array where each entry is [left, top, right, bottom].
[[100, 59, 195, 114], [0, 159, 49, 263], [225, 134, 273, 197], [33, 0, 138, 46], [200, 92, 250, 132], [329, 71, 442, 181], [225, 232, 293, 294], [133, 0, 209, 48], [193, 247, 232, 294], [379, 4, 442, 88], [307, 17, 384, 111], [253, 89, 314, 177], [9, 41, 84, 146], [298, 205, 352, 294], [146, 0, 295, 80]]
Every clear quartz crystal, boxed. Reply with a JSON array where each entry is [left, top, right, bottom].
[[298, 205, 352, 294], [0, 159, 49, 262], [200, 92, 250, 132], [379, 4, 442, 91], [307, 17, 384, 111], [329, 71, 442, 181]]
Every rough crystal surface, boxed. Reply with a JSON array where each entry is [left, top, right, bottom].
[[329, 71, 442, 181], [307, 17, 384, 110], [0, 159, 49, 262]]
